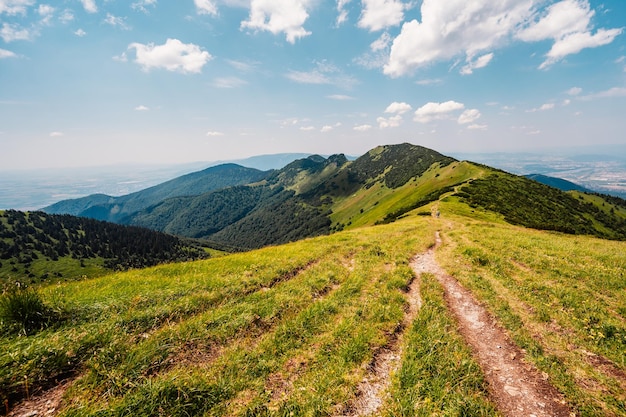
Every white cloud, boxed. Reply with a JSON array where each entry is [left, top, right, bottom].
[[0, 0, 34, 15], [384, 101, 411, 114], [286, 61, 357, 88], [414, 101, 465, 123], [59, 9, 74, 23], [518, 0, 623, 69], [358, 0, 406, 32], [49, 131, 64, 137], [467, 124, 488, 130], [540, 29, 622, 69], [241, 0, 312, 44], [320, 125, 334, 133], [104, 13, 131, 30], [336, 0, 351, 26], [194, 0, 217, 16], [377, 114, 402, 128], [212, 76, 247, 88], [300, 126, 315, 131], [460, 53, 494, 75], [370, 32, 392, 51], [1, 23, 31, 42], [0, 48, 16, 58], [135, 105, 149, 111], [385, 0, 535, 77], [327, 94, 354, 100], [79, 0, 97, 13], [527, 103, 555, 112], [37, 4, 54, 16], [132, 0, 157, 13], [384, 0, 621, 77], [226, 59, 258, 72], [458, 109, 481, 124], [562, 99, 571, 106], [567, 86, 582, 96], [580, 87, 626, 100], [74, 28, 86, 37], [206, 131, 224, 136], [415, 78, 442, 86], [353, 124, 372, 131], [128, 38, 212, 74]]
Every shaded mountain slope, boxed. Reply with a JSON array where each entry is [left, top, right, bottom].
[[43, 164, 269, 223], [524, 173, 590, 192]]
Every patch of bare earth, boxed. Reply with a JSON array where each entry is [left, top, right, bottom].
[[337, 261, 422, 416], [7, 378, 74, 417], [424, 232, 572, 417]]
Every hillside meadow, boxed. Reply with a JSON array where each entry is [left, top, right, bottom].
[[1, 199, 626, 416]]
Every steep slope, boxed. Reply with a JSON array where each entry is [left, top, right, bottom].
[[123, 145, 458, 249], [524, 173, 590, 192], [43, 164, 269, 222], [0, 210, 208, 285]]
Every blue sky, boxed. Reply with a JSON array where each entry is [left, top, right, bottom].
[[1, 0, 625, 169]]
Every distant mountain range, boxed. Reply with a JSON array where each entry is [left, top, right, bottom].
[[42, 143, 626, 251]]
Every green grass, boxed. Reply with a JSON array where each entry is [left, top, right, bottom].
[[384, 272, 500, 416], [437, 199, 626, 416], [3, 196, 626, 416]]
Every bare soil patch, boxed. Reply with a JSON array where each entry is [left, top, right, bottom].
[[7, 378, 73, 417]]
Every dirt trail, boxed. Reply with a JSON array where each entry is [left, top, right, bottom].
[[417, 232, 571, 417]]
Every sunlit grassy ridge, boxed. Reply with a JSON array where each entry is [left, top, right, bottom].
[[437, 199, 626, 416], [2, 191, 626, 415]]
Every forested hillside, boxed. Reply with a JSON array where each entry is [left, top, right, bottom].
[[44, 164, 269, 222], [0, 210, 208, 285]]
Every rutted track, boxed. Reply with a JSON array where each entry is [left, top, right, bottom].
[[415, 232, 571, 417]]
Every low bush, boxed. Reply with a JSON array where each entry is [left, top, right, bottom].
[[0, 283, 57, 335]]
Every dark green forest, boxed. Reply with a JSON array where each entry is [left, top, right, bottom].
[[0, 210, 208, 285]]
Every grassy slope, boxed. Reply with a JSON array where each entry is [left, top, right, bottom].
[[3, 183, 626, 415], [437, 198, 626, 416]]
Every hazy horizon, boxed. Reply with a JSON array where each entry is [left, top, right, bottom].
[[1, 1, 625, 170]]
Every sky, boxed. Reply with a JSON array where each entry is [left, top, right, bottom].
[[0, 0, 625, 169]]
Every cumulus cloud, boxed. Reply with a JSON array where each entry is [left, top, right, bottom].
[[1, 23, 31, 42], [458, 109, 481, 124], [468, 124, 488, 130], [127, 38, 212, 74], [414, 101, 465, 123], [385, 0, 534, 77], [384, 101, 411, 114], [134, 105, 150, 111], [74, 28, 86, 37], [518, 0, 623, 69], [241, 0, 312, 44], [194, 0, 217, 16], [0, 0, 34, 15], [384, 0, 621, 77], [377, 114, 402, 129], [206, 131, 224, 136], [49, 131, 64, 137], [321, 125, 334, 133], [79, 0, 97, 13], [358, 0, 407, 32], [0, 48, 16, 58], [300, 126, 315, 131], [354, 124, 372, 131]]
